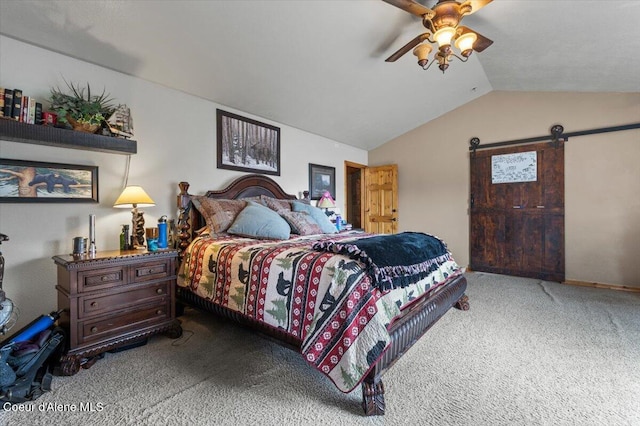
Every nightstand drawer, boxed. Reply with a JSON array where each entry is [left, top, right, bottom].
[[78, 266, 127, 293], [78, 300, 171, 345], [132, 259, 172, 283], [79, 281, 171, 319]]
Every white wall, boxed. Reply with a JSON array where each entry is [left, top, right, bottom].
[[0, 36, 367, 330]]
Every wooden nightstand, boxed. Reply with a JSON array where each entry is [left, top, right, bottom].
[[53, 249, 182, 375]]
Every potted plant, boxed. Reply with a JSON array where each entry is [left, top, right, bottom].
[[49, 79, 114, 134]]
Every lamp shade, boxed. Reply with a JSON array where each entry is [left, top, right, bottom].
[[433, 27, 456, 48], [113, 185, 156, 208], [317, 191, 336, 209], [413, 43, 433, 66], [455, 32, 477, 56]]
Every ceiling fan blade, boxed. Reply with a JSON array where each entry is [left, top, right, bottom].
[[458, 26, 493, 52], [385, 32, 431, 62], [372, 12, 417, 57], [382, 0, 435, 19], [460, 0, 493, 15]]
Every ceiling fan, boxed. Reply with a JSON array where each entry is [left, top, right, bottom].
[[382, 0, 494, 73]]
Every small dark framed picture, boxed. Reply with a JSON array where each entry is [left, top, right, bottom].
[[309, 163, 336, 200], [216, 109, 281, 176], [0, 158, 98, 203]]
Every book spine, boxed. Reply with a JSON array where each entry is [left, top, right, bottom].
[[11, 88, 22, 121], [28, 97, 36, 124], [21, 95, 28, 122], [35, 102, 43, 125], [3, 89, 13, 118], [0, 87, 4, 118]]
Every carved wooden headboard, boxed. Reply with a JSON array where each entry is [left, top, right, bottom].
[[176, 174, 298, 260]]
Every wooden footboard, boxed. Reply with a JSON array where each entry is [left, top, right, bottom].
[[361, 274, 468, 415]]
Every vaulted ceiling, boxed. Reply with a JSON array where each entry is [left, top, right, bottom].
[[1, 1, 638, 150]]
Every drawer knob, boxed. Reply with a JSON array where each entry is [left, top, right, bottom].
[[156, 288, 163, 294], [90, 301, 98, 307], [147, 269, 155, 275], [90, 326, 98, 333], [156, 309, 163, 315], [101, 276, 108, 281]]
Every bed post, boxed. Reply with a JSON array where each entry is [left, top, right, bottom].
[[454, 294, 470, 311], [362, 371, 385, 416], [176, 181, 192, 262]]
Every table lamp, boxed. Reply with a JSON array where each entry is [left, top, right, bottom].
[[316, 191, 336, 216], [114, 185, 155, 249]]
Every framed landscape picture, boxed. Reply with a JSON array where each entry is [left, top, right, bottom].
[[309, 163, 335, 200], [0, 158, 98, 203], [217, 109, 281, 176]]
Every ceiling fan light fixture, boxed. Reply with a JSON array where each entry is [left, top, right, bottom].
[[455, 32, 477, 57], [413, 43, 433, 68], [433, 26, 456, 49], [435, 50, 450, 73], [382, 0, 493, 74]]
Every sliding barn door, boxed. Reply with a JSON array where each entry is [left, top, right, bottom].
[[364, 164, 398, 234], [470, 142, 565, 282]]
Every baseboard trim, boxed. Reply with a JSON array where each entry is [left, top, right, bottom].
[[563, 280, 640, 293], [466, 267, 640, 293]]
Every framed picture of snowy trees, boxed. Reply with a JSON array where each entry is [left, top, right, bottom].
[[216, 109, 281, 176]]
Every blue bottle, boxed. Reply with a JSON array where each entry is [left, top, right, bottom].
[[157, 215, 168, 249], [335, 214, 342, 231]]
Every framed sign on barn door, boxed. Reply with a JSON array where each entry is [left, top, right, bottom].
[[469, 142, 565, 282]]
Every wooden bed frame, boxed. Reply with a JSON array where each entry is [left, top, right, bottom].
[[175, 174, 469, 416]]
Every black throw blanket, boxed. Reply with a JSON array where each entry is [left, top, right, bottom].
[[312, 232, 452, 291]]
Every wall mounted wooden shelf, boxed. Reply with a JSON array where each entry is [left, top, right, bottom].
[[0, 119, 137, 155]]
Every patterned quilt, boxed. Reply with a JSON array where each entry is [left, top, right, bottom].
[[177, 231, 461, 392]]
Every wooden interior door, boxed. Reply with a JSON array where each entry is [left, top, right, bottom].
[[470, 142, 565, 282], [364, 164, 398, 234]]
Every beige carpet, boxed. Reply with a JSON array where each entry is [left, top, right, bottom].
[[2, 272, 639, 425]]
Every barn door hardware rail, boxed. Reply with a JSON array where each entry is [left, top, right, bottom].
[[469, 122, 640, 153]]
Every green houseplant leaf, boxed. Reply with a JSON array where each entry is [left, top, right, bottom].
[[49, 78, 115, 129]]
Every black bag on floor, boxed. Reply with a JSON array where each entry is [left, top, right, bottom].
[[0, 322, 65, 404]]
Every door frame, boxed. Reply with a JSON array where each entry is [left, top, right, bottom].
[[344, 161, 366, 228]]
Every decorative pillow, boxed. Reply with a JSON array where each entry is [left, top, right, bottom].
[[292, 201, 338, 234], [280, 211, 323, 235], [227, 201, 291, 240], [241, 195, 265, 205], [191, 197, 247, 234], [261, 195, 292, 213]]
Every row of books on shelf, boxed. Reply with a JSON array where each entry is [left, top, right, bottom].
[[0, 87, 44, 125]]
